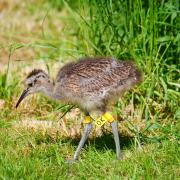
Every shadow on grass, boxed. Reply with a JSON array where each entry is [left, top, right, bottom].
[[63, 133, 133, 152]]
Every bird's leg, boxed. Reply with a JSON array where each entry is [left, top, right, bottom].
[[66, 112, 92, 163], [101, 112, 121, 160], [111, 121, 121, 160], [73, 123, 92, 160]]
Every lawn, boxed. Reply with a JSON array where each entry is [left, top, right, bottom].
[[0, 0, 179, 179]]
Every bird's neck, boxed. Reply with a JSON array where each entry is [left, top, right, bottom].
[[42, 82, 59, 100]]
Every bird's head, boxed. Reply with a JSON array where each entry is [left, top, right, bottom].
[[16, 69, 52, 108]]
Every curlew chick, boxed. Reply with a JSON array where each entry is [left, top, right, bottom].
[[16, 57, 142, 162]]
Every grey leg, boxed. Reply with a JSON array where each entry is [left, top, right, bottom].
[[66, 123, 92, 163], [73, 123, 92, 160], [111, 121, 121, 159]]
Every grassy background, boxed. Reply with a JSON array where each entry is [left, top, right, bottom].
[[0, 0, 179, 179]]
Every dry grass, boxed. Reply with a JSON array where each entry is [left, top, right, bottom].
[[0, 0, 68, 65]]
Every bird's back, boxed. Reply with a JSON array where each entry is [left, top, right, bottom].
[[55, 57, 141, 111]]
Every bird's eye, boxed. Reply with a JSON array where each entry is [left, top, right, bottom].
[[28, 83, 33, 87]]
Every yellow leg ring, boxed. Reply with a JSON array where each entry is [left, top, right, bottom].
[[83, 116, 92, 124], [103, 112, 114, 123], [94, 112, 114, 128]]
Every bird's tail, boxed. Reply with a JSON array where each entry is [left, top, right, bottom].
[[133, 66, 142, 84], [125, 60, 143, 85]]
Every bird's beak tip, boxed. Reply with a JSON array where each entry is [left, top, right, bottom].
[[15, 89, 29, 108]]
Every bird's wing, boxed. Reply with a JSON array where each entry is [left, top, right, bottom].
[[74, 58, 138, 91], [56, 62, 75, 82], [56, 57, 140, 93]]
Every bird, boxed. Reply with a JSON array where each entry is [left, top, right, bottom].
[[16, 57, 142, 162]]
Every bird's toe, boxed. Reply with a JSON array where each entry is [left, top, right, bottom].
[[116, 153, 123, 160]]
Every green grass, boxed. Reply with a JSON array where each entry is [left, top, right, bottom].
[[0, 125, 180, 179], [0, 123, 179, 179], [0, 0, 179, 179]]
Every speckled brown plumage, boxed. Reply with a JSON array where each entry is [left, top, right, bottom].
[[21, 57, 141, 113], [55, 57, 141, 112], [27, 69, 46, 78]]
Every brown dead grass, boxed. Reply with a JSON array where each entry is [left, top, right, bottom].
[[13, 104, 146, 140], [0, 0, 66, 65]]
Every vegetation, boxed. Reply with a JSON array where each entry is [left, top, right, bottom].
[[0, 0, 179, 179]]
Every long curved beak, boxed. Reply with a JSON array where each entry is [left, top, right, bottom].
[[15, 88, 29, 108]]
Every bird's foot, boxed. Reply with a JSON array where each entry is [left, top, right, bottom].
[[65, 159, 78, 164], [112, 154, 123, 163], [112, 157, 122, 164], [116, 153, 124, 160], [116, 156, 122, 160]]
